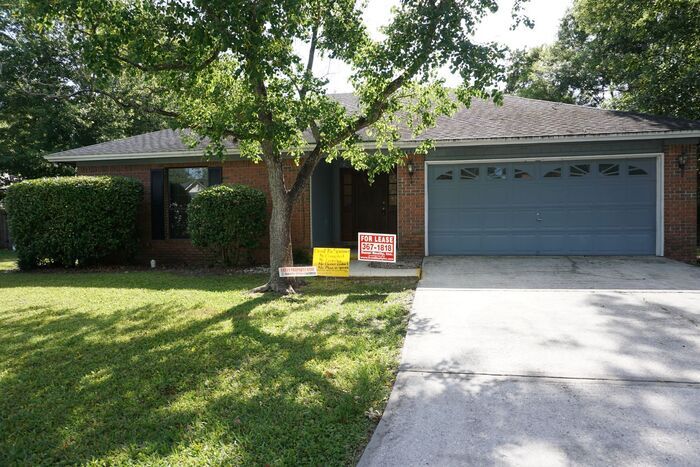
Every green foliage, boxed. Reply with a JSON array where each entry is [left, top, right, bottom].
[[14, 0, 531, 287], [187, 184, 267, 265], [0, 10, 171, 189], [4, 176, 143, 269], [507, 1, 700, 120], [0, 271, 415, 464], [14, 0, 531, 176]]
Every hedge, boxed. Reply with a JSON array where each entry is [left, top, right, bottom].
[[187, 184, 267, 265], [4, 176, 143, 269]]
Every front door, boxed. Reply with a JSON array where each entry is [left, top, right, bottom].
[[340, 169, 397, 242]]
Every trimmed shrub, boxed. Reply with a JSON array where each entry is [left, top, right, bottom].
[[187, 184, 267, 265], [5, 176, 143, 269]]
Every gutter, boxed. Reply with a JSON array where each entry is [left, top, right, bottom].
[[45, 130, 700, 162]]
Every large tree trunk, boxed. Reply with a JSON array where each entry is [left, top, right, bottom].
[[253, 159, 297, 294]]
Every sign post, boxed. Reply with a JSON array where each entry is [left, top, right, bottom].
[[312, 248, 351, 277], [358, 232, 397, 263]]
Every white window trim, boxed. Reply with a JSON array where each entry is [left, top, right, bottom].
[[424, 153, 665, 257]]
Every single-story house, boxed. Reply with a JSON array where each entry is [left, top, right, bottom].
[[46, 95, 700, 264]]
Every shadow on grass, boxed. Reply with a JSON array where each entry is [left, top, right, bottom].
[[0, 279, 414, 465], [342, 293, 390, 304]]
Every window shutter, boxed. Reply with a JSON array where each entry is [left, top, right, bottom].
[[208, 166, 223, 186], [150, 169, 165, 240]]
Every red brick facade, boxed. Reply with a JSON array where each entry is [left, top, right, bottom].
[[663, 143, 698, 262], [78, 160, 311, 266], [397, 155, 425, 257], [80, 143, 698, 265]]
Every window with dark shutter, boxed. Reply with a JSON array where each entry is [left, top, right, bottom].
[[208, 166, 223, 186], [167, 167, 210, 239], [150, 169, 165, 240]]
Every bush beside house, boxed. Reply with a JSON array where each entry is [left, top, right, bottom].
[[4, 176, 142, 269], [187, 184, 267, 265]]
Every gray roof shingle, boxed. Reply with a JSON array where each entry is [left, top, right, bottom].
[[47, 95, 700, 160]]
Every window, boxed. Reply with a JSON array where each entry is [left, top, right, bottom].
[[168, 167, 209, 238], [513, 168, 532, 180], [628, 165, 648, 176], [436, 169, 453, 180], [460, 167, 479, 180], [388, 172, 397, 207], [599, 163, 620, 177], [569, 164, 591, 177], [487, 167, 507, 180], [544, 167, 562, 178]]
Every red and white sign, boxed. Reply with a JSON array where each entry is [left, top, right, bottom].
[[279, 266, 318, 277], [358, 232, 397, 263]]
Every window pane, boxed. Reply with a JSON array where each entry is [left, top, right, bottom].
[[487, 167, 507, 180], [629, 165, 648, 176], [437, 169, 453, 180], [168, 167, 209, 239], [514, 168, 532, 180], [569, 164, 591, 177], [544, 167, 562, 178], [460, 167, 479, 180], [599, 163, 620, 176]]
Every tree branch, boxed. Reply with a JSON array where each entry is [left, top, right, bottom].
[[288, 6, 440, 202], [114, 49, 221, 73], [90, 88, 181, 118], [289, 57, 424, 201]]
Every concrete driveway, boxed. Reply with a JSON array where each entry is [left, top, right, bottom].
[[360, 257, 700, 466]]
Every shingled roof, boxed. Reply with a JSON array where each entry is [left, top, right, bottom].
[[46, 95, 700, 161]]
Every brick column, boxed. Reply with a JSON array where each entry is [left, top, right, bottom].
[[664, 143, 698, 262], [397, 154, 425, 258]]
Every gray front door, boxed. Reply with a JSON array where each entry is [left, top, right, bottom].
[[427, 158, 657, 255]]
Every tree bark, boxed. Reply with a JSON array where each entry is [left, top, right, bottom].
[[253, 158, 297, 294]]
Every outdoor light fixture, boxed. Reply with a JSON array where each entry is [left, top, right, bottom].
[[678, 149, 688, 172], [407, 161, 415, 176]]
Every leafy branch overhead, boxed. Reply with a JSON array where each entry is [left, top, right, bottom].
[[506, 0, 700, 121], [0, 10, 170, 185], [16, 0, 531, 293], [19, 1, 527, 173]]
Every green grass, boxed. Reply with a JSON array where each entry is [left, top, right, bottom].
[[0, 249, 17, 271], [0, 265, 415, 465]]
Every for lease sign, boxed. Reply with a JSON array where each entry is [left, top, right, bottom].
[[358, 232, 397, 263]]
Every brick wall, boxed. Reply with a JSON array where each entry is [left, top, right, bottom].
[[78, 159, 311, 266], [79, 144, 697, 265], [663, 143, 698, 262], [397, 155, 425, 257]]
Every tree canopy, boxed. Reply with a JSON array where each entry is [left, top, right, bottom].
[[15, 0, 529, 292], [506, 0, 700, 120], [0, 10, 170, 191]]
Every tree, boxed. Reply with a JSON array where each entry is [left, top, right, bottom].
[[506, 14, 609, 107], [0, 10, 171, 190], [506, 1, 700, 120], [17, 0, 529, 293], [574, 0, 700, 120]]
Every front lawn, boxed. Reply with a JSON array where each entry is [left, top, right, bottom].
[[0, 249, 17, 271], [0, 266, 415, 465]]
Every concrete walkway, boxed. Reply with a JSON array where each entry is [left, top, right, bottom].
[[349, 260, 420, 278], [359, 257, 700, 466]]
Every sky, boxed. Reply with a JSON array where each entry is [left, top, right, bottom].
[[304, 0, 573, 93]]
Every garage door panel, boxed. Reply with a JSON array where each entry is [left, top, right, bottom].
[[427, 158, 657, 256]]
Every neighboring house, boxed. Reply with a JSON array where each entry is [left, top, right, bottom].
[[45, 95, 700, 264]]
